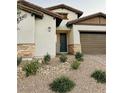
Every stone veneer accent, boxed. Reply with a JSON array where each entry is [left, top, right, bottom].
[[68, 44, 81, 54], [17, 43, 35, 58]]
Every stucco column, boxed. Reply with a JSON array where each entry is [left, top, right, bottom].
[[68, 26, 81, 54]]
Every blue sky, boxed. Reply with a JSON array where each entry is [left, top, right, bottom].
[[28, 0, 105, 16]]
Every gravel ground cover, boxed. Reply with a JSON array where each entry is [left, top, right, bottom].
[[17, 55, 106, 93]]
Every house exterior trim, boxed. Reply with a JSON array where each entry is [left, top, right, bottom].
[[75, 23, 106, 26], [46, 4, 83, 17], [18, 0, 63, 19], [67, 12, 106, 26]]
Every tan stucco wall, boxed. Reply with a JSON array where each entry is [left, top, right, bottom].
[[56, 33, 60, 53], [51, 8, 78, 30], [17, 10, 35, 44], [35, 14, 56, 58], [17, 9, 57, 58], [52, 8, 78, 20]]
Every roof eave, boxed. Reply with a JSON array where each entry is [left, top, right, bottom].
[[17, 4, 44, 19], [17, 0, 63, 20], [67, 12, 106, 26], [46, 4, 83, 17]]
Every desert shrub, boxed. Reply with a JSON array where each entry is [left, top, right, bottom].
[[75, 52, 83, 61], [59, 54, 67, 63], [23, 59, 40, 77], [17, 56, 22, 66], [71, 61, 81, 70], [91, 70, 106, 83], [50, 76, 75, 93], [43, 53, 51, 64]]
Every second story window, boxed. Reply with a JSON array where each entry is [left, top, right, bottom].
[[57, 13, 68, 20]]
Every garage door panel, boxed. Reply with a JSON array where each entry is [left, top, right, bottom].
[[82, 42, 105, 45], [80, 32, 106, 54]]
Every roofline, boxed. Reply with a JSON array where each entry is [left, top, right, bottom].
[[17, 4, 44, 19], [17, 0, 63, 20], [67, 12, 106, 26], [46, 4, 83, 17]]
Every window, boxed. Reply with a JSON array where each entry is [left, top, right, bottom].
[[57, 13, 68, 19]]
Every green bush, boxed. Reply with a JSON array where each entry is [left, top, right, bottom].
[[50, 76, 75, 93], [43, 53, 51, 64], [17, 56, 22, 66], [59, 54, 67, 63], [71, 61, 81, 70], [75, 52, 83, 61], [91, 70, 106, 83], [23, 60, 40, 77]]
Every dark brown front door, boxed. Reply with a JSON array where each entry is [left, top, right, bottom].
[[60, 33, 67, 52]]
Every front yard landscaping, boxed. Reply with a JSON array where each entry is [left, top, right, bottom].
[[50, 76, 75, 93], [71, 60, 81, 70], [91, 70, 106, 83], [17, 54, 106, 93]]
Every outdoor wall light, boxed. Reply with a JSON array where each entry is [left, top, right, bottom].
[[48, 27, 51, 32]]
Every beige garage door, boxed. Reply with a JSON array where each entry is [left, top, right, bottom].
[[80, 32, 106, 54]]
